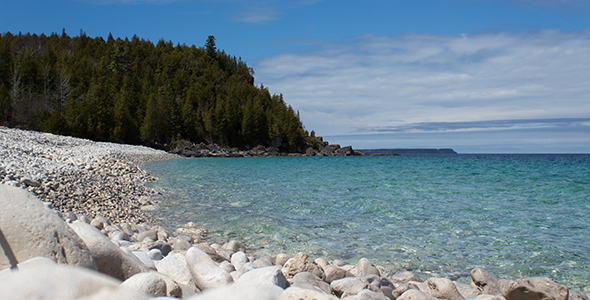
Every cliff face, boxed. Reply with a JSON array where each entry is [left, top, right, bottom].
[[358, 148, 457, 155]]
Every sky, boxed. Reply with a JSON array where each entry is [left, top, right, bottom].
[[2, 0, 590, 153]]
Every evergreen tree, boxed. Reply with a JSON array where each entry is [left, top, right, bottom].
[[0, 31, 310, 151], [205, 35, 216, 59]]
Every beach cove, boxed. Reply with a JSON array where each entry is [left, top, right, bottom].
[[1, 127, 589, 300]]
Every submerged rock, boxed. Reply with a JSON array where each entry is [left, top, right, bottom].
[[282, 252, 325, 280], [498, 277, 568, 300]]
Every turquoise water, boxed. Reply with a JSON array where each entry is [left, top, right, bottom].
[[143, 154, 590, 290]]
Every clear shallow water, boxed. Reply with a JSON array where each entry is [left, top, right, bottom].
[[144, 154, 590, 290]]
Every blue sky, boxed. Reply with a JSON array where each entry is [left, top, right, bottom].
[[2, 0, 590, 153]]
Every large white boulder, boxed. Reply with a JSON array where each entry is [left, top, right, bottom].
[[185, 246, 234, 290], [155, 251, 197, 288], [235, 266, 289, 289], [121, 272, 167, 297], [187, 283, 283, 300], [0, 185, 96, 271], [69, 220, 150, 280], [280, 286, 340, 300], [0, 257, 149, 300]]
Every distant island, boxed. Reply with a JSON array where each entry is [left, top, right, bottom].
[[358, 148, 458, 155]]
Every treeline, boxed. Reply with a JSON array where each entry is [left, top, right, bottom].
[[0, 31, 309, 151]]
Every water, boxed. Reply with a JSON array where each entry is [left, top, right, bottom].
[[143, 154, 590, 290]]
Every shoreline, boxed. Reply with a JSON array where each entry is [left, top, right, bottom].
[[0, 127, 178, 224], [1, 127, 588, 299]]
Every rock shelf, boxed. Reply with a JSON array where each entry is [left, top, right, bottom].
[[0, 127, 588, 300]]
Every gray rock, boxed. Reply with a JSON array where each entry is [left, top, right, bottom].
[[155, 252, 196, 288], [231, 251, 249, 270], [132, 251, 156, 270], [120, 223, 135, 236], [498, 277, 568, 300], [350, 258, 381, 277], [185, 246, 234, 290], [23, 178, 41, 187], [315, 257, 329, 269], [392, 271, 423, 283], [223, 240, 247, 252], [137, 230, 157, 242], [77, 213, 91, 224], [425, 277, 465, 300], [146, 271, 183, 298], [236, 266, 289, 289], [170, 236, 192, 251], [570, 290, 590, 300], [219, 260, 236, 273], [69, 220, 150, 280], [398, 289, 432, 300], [0, 185, 96, 271], [94, 214, 110, 226], [218, 249, 234, 260], [103, 225, 120, 233], [280, 286, 340, 300], [255, 256, 276, 267], [178, 282, 200, 299], [282, 252, 325, 280], [332, 259, 347, 267], [195, 243, 228, 262], [343, 289, 390, 300], [91, 218, 104, 230], [67, 212, 78, 222], [231, 270, 244, 281], [290, 271, 331, 294], [110, 230, 131, 242], [148, 241, 172, 256], [187, 282, 283, 300], [381, 285, 394, 300], [323, 265, 348, 283], [455, 282, 479, 299], [176, 234, 194, 243], [239, 262, 259, 273], [121, 272, 167, 297], [392, 283, 421, 299], [157, 229, 169, 241], [331, 275, 382, 298], [471, 268, 501, 295], [148, 248, 164, 260], [474, 295, 506, 300], [275, 253, 292, 267]]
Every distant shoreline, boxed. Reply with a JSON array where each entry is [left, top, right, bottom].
[[358, 148, 458, 155]]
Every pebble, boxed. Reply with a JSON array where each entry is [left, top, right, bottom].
[[0, 127, 176, 224]]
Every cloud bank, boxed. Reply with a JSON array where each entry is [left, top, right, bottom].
[[254, 29, 590, 151]]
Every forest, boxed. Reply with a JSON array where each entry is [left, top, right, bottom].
[[0, 30, 310, 151]]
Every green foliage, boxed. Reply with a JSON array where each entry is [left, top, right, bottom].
[[0, 31, 309, 151]]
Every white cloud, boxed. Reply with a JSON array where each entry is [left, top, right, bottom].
[[253, 29, 590, 151], [255, 30, 590, 136]]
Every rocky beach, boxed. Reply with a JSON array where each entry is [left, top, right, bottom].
[[0, 127, 588, 300]]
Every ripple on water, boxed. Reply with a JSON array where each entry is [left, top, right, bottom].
[[145, 154, 590, 291]]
